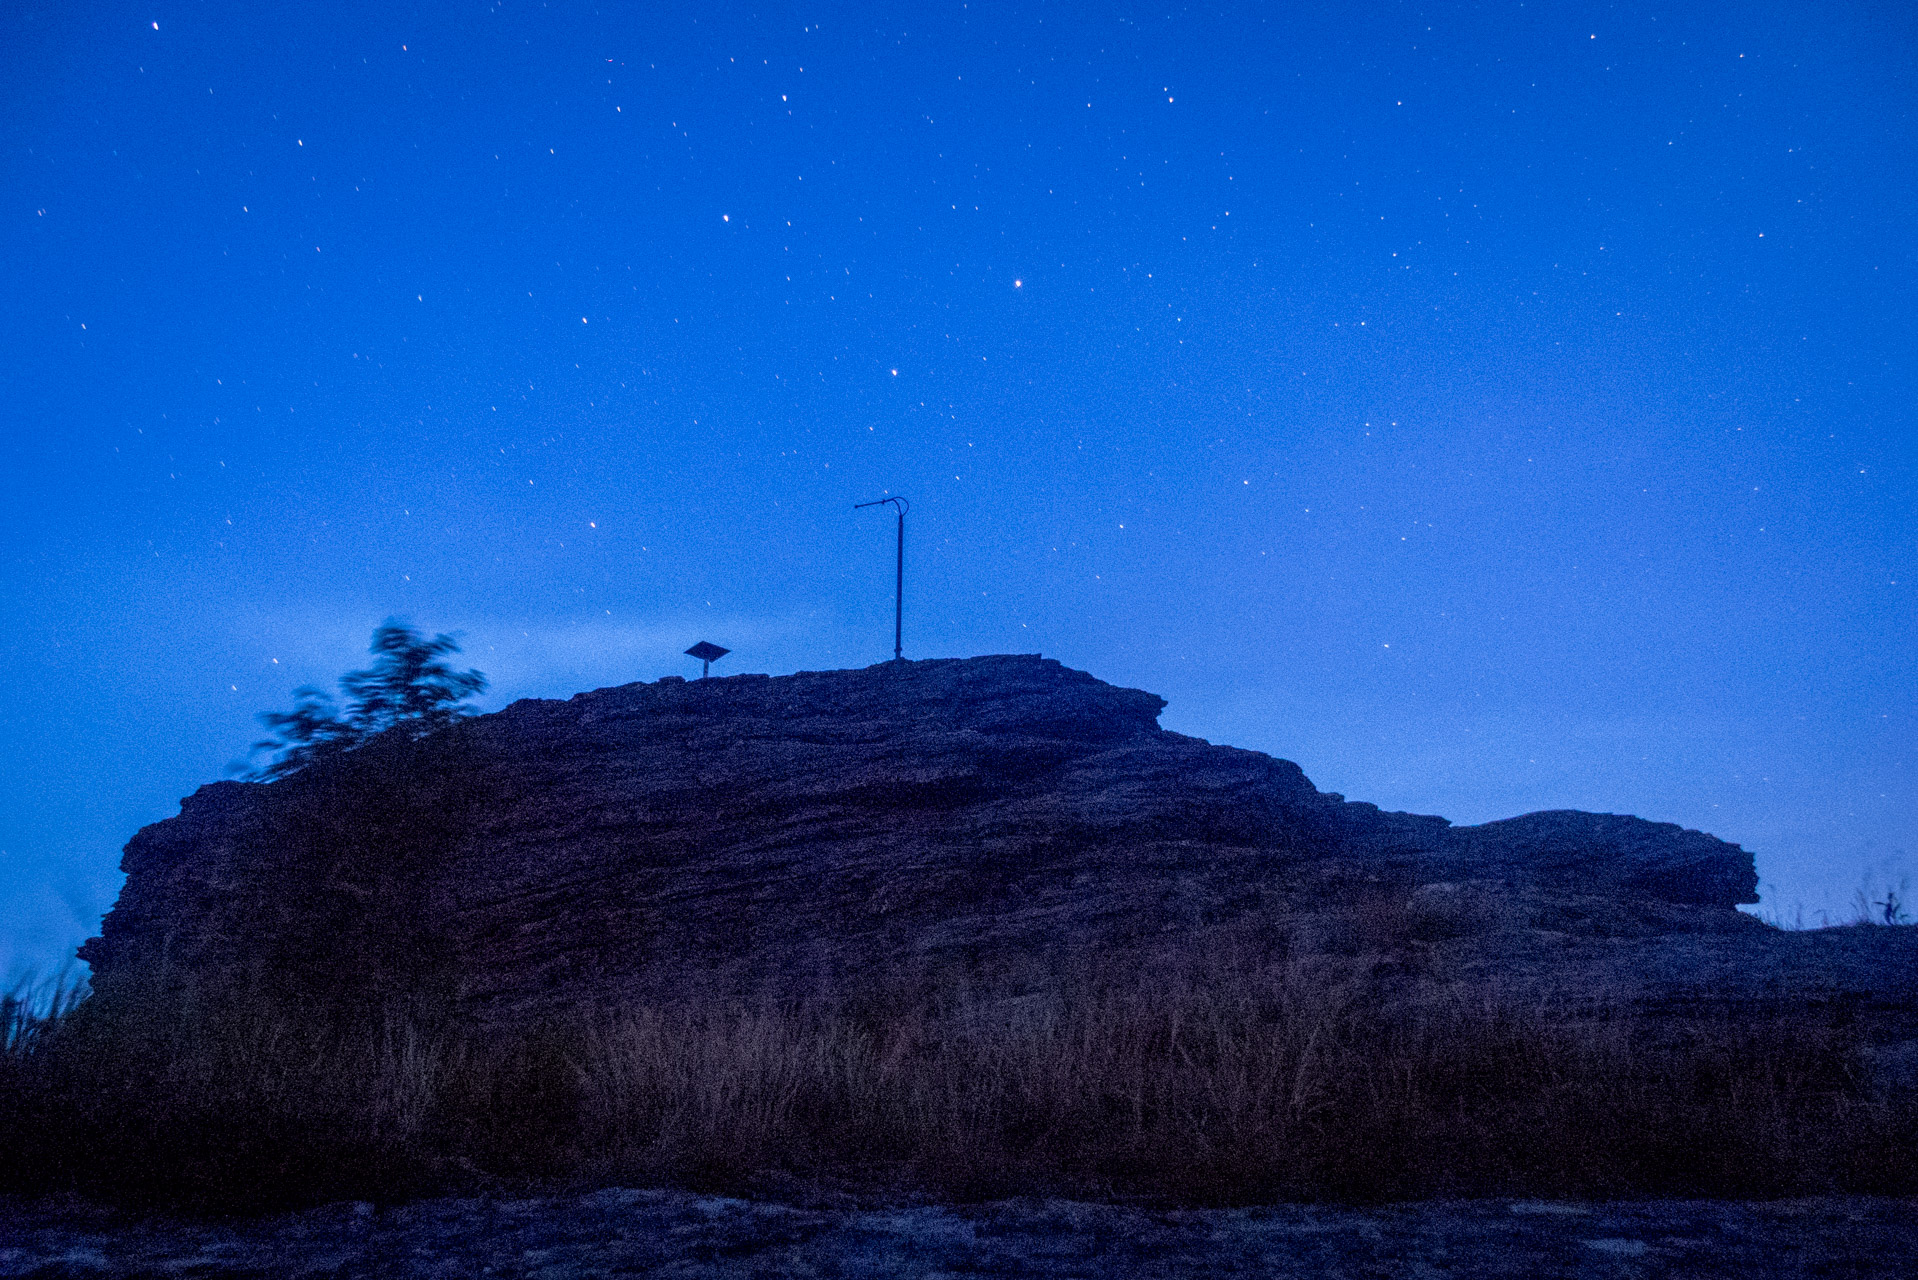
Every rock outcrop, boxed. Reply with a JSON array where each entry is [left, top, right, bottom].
[[79, 656, 1914, 1030]]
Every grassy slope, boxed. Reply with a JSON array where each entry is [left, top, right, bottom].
[[4, 944, 1913, 1214]]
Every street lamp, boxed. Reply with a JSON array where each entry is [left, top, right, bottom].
[[854, 495, 909, 661]]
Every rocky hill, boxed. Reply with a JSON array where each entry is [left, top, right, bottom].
[[79, 655, 1916, 1035]]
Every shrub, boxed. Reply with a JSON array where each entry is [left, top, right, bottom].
[[1, 954, 1911, 1212], [247, 621, 486, 779]]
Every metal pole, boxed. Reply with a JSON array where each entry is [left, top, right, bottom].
[[856, 495, 910, 662]]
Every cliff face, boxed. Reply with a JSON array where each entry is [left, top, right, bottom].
[[81, 655, 1796, 1022]]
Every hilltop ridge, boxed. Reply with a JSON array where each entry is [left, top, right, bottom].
[[83, 655, 1912, 1031]]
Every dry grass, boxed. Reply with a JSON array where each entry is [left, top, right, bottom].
[[1, 953, 1911, 1213]]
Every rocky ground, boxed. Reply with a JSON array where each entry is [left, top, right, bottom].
[[3, 1188, 1915, 1278]]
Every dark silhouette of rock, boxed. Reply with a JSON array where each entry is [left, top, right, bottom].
[[79, 656, 1914, 1033]]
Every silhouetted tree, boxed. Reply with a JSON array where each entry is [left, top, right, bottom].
[[246, 621, 487, 779], [250, 687, 357, 779], [339, 623, 488, 738]]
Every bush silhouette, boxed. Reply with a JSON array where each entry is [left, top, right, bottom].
[[247, 621, 486, 779]]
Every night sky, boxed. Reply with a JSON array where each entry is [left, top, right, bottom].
[[3, 2, 1913, 980]]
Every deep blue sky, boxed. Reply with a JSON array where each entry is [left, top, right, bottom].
[[4, 1, 1913, 978]]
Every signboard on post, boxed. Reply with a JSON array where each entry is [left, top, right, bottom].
[[685, 641, 729, 678]]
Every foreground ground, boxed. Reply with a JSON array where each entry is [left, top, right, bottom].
[[3, 1189, 1916, 1278]]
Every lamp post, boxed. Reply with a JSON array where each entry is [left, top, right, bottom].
[[854, 495, 908, 660]]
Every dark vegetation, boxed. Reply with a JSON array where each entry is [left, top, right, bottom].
[[243, 621, 485, 779], [2, 950, 1912, 1215]]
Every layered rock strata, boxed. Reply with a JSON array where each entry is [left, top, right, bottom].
[[79, 656, 1914, 1033]]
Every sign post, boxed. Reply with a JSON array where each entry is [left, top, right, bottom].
[[684, 640, 730, 678]]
